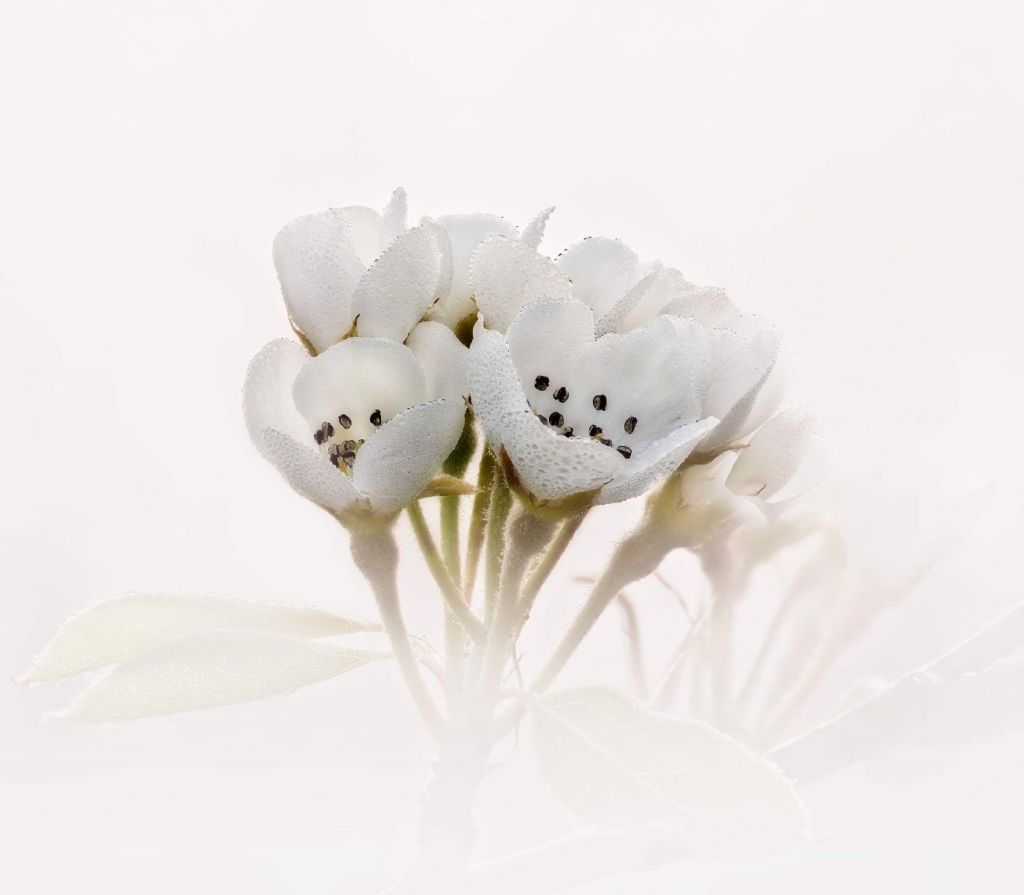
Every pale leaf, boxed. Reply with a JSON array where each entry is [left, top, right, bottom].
[[64, 630, 383, 722], [532, 687, 807, 852], [20, 593, 379, 683]]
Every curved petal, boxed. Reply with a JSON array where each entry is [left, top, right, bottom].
[[380, 186, 408, 247], [353, 398, 465, 514], [521, 206, 555, 250], [432, 213, 518, 326], [598, 417, 719, 505], [272, 210, 366, 352], [262, 429, 361, 512], [337, 205, 383, 267], [406, 320, 469, 402], [471, 235, 574, 333], [243, 339, 310, 456], [505, 296, 595, 393], [727, 407, 815, 499], [351, 222, 446, 342], [556, 237, 640, 319], [469, 326, 622, 501], [292, 338, 426, 443]]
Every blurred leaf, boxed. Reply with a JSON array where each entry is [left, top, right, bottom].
[[531, 687, 807, 853], [64, 630, 384, 721], [19, 593, 379, 682]]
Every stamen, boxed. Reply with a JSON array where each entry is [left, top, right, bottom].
[[562, 427, 574, 437], [548, 411, 564, 427], [553, 386, 569, 403], [370, 409, 382, 427], [341, 450, 357, 467], [616, 445, 632, 458], [313, 421, 334, 445], [534, 374, 550, 391], [338, 413, 352, 429], [588, 424, 602, 438], [624, 416, 637, 434], [599, 437, 612, 447], [593, 394, 608, 411]]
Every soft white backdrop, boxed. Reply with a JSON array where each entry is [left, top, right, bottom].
[[2, 1, 1023, 892]]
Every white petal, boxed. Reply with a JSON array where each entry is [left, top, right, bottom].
[[19, 594, 377, 683], [727, 408, 816, 499], [556, 237, 641, 319], [532, 687, 807, 852], [662, 286, 738, 328], [505, 296, 596, 390], [521, 206, 555, 250], [262, 429, 361, 512], [337, 205, 383, 267], [469, 326, 621, 501], [351, 222, 446, 342], [64, 631, 381, 721], [273, 210, 365, 352], [432, 213, 517, 326], [292, 338, 426, 441], [242, 339, 310, 457], [353, 398, 466, 514], [598, 417, 719, 505], [406, 320, 470, 402], [380, 186, 408, 247], [471, 235, 574, 333]]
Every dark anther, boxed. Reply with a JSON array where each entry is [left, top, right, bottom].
[[341, 450, 357, 466], [562, 427, 574, 437], [588, 424, 602, 438], [338, 413, 352, 429], [548, 411, 564, 427], [329, 453, 340, 467], [624, 416, 637, 434], [534, 375, 550, 391], [370, 409, 382, 427], [342, 440, 358, 451], [616, 445, 632, 458], [553, 385, 569, 403], [599, 437, 613, 447], [593, 394, 608, 411], [314, 427, 326, 445], [325, 422, 334, 437]]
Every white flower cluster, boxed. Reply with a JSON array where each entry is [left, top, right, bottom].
[[244, 188, 815, 528]]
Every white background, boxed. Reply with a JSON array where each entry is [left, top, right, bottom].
[[2, 1, 1023, 892]]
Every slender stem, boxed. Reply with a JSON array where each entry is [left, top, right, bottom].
[[531, 526, 671, 695], [515, 510, 589, 635], [463, 450, 496, 604], [406, 502, 486, 643], [648, 602, 711, 711], [476, 509, 554, 709], [441, 493, 466, 703], [483, 468, 513, 627], [349, 526, 444, 741]]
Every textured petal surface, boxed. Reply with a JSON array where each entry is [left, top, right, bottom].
[[353, 398, 465, 514], [292, 338, 426, 443], [262, 429, 361, 511], [471, 235, 574, 333], [406, 320, 470, 402], [532, 687, 807, 852], [19, 594, 377, 682], [351, 222, 445, 342], [598, 417, 719, 505], [273, 209, 366, 352], [727, 408, 815, 498], [65, 631, 382, 721], [556, 237, 641, 319], [432, 213, 517, 326], [380, 186, 408, 247], [520, 206, 555, 250], [337, 205, 382, 267], [469, 325, 621, 500], [243, 339, 310, 455]]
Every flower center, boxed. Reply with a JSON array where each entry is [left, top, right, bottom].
[[528, 372, 637, 458], [311, 407, 385, 474]]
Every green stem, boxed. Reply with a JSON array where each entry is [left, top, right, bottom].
[[349, 526, 444, 741], [462, 450, 496, 604], [407, 502, 486, 643], [441, 493, 465, 704], [514, 509, 589, 636], [483, 466, 513, 627]]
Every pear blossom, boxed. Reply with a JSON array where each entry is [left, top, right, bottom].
[[469, 296, 717, 510], [244, 320, 469, 523]]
